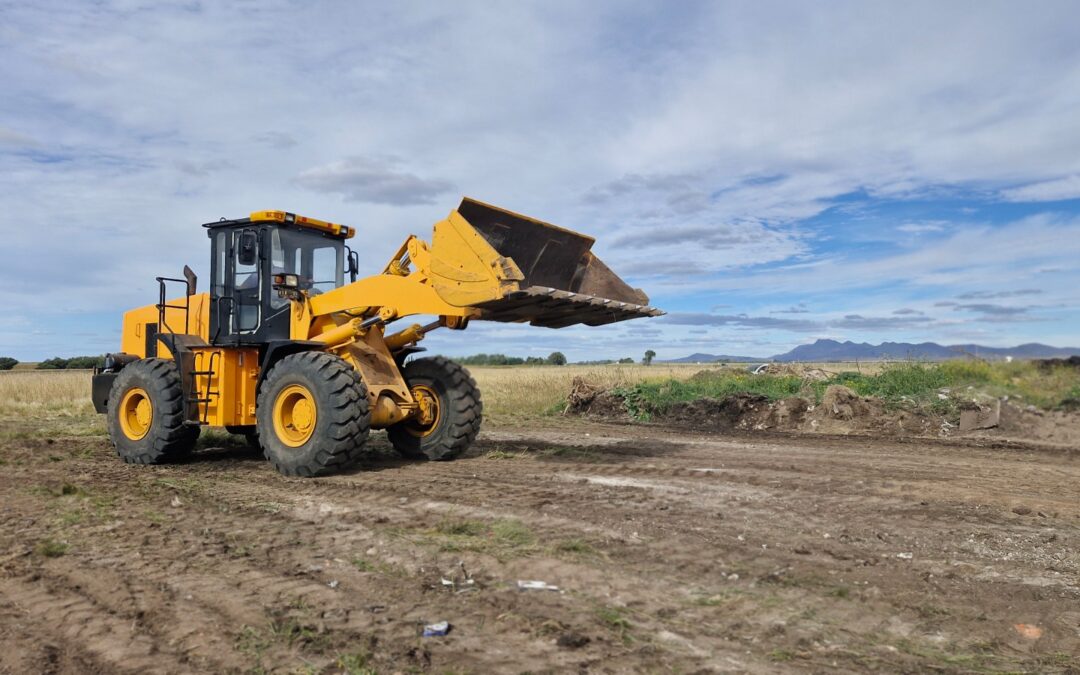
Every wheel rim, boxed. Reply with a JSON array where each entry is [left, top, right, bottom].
[[118, 387, 153, 440], [273, 384, 318, 447], [406, 384, 441, 438]]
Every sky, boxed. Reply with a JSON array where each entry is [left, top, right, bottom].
[[2, 0, 1079, 362]]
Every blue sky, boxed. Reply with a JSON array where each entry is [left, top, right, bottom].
[[2, 1, 1079, 362]]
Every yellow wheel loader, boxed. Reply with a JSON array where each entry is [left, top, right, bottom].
[[92, 198, 662, 476]]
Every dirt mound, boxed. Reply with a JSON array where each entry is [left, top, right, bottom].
[[565, 379, 1080, 445], [565, 377, 630, 419], [965, 401, 1080, 447], [566, 382, 938, 438], [1035, 355, 1080, 371], [662, 393, 772, 430], [752, 363, 835, 381]]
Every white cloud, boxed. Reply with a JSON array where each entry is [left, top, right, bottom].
[[296, 157, 454, 206], [1000, 175, 1080, 202], [2, 1, 1080, 359], [896, 222, 946, 234]]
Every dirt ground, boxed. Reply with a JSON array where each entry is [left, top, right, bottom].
[[1, 416, 1078, 674]]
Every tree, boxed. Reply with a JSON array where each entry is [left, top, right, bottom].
[[546, 351, 567, 366], [0, 357, 18, 371], [38, 357, 69, 370], [643, 350, 656, 366], [618, 357, 634, 364], [66, 355, 105, 369]]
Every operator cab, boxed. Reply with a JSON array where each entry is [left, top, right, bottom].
[[203, 211, 358, 344]]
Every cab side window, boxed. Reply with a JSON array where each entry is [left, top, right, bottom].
[[233, 230, 260, 332]]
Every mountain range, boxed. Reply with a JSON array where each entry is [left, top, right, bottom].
[[665, 339, 1080, 363]]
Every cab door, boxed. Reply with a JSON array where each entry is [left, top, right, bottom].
[[209, 228, 263, 343]]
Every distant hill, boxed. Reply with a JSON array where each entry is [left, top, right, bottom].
[[665, 352, 761, 363], [664, 340, 1080, 363], [771, 339, 1080, 362]]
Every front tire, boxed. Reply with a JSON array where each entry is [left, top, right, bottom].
[[388, 356, 482, 461], [256, 352, 370, 477], [106, 358, 199, 464]]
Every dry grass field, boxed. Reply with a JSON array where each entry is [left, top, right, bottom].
[[0, 364, 706, 422]]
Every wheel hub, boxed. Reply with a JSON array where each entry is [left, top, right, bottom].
[[118, 387, 153, 441], [408, 384, 441, 437], [273, 384, 318, 447]]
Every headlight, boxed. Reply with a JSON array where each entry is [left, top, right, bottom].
[[273, 273, 299, 288]]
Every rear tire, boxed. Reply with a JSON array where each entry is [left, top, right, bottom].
[[106, 358, 199, 464], [388, 356, 482, 461], [256, 352, 370, 477]]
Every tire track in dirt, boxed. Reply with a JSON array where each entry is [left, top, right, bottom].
[[4, 421, 1080, 672], [0, 575, 178, 675], [3, 462, 726, 672]]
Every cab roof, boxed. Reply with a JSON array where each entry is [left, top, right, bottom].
[[202, 210, 355, 239]]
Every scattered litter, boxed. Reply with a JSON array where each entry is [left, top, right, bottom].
[[438, 562, 477, 593], [422, 621, 450, 637], [170, 495, 182, 508], [896, 552, 913, 560], [327, 579, 339, 589], [517, 580, 560, 591], [1013, 623, 1042, 640], [727, 573, 739, 581]]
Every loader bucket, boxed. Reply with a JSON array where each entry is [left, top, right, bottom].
[[455, 198, 663, 328]]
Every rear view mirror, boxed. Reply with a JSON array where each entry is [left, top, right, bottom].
[[238, 230, 258, 266], [347, 249, 359, 282]]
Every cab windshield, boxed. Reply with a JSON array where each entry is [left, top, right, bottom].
[[269, 227, 344, 308]]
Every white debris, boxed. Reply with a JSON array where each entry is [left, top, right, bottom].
[[517, 580, 559, 591]]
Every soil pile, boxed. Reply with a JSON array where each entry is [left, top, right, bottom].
[[1035, 355, 1080, 371], [752, 363, 835, 381], [966, 400, 1080, 447], [565, 381, 1079, 444]]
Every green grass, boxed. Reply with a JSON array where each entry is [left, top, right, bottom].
[[483, 448, 527, 460], [427, 517, 536, 556], [608, 360, 1080, 419], [195, 427, 252, 450], [553, 538, 596, 556], [614, 372, 803, 420], [336, 651, 377, 675], [596, 605, 633, 644], [35, 539, 69, 557], [768, 648, 796, 662], [350, 557, 403, 577]]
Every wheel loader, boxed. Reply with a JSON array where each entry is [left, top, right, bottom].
[[92, 198, 662, 476]]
